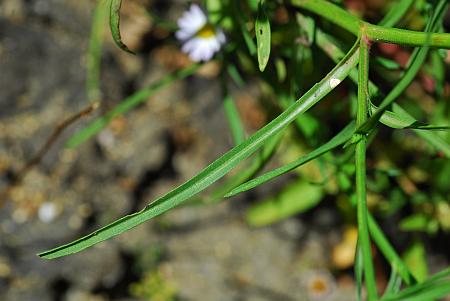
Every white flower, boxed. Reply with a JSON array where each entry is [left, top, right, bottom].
[[176, 4, 226, 62]]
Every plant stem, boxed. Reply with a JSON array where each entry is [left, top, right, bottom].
[[357, 36, 378, 301], [87, 0, 107, 103], [308, 19, 418, 284], [291, 0, 450, 48]]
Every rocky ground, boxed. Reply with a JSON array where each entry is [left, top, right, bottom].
[[0, 1, 358, 300]]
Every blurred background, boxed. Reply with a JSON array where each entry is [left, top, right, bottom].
[[0, 0, 449, 300]]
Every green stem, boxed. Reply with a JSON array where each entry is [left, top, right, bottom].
[[87, 1, 107, 103], [221, 72, 246, 145], [291, 0, 450, 48], [357, 36, 378, 301], [367, 214, 416, 285]]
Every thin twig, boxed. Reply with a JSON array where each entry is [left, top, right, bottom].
[[0, 102, 100, 208]]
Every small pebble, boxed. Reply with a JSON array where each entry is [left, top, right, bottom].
[[38, 202, 57, 223]]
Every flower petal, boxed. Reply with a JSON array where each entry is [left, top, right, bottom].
[[176, 4, 206, 40]]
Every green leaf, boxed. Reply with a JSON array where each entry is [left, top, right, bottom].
[[203, 128, 285, 204], [233, 2, 256, 55], [382, 268, 403, 298], [223, 93, 246, 145], [375, 103, 450, 130], [357, 1, 448, 134], [403, 241, 428, 283], [38, 39, 360, 259], [378, 0, 415, 27], [66, 64, 201, 148], [312, 12, 450, 158], [400, 214, 429, 232], [368, 214, 416, 286], [225, 122, 355, 197], [245, 179, 323, 227], [375, 57, 401, 70], [255, 1, 271, 72], [355, 240, 364, 301], [275, 58, 287, 82], [109, 0, 134, 54], [381, 268, 450, 301]]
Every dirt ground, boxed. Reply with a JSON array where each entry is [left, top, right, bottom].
[[0, 1, 361, 300]]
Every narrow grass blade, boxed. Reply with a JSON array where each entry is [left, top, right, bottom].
[[227, 64, 245, 87], [374, 103, 450, 130], [381, 268, 450, 300], [223, 94, 246, 145], [66, 64, 201, 148], [222, 75, 246, 145], [413, 127, 450, 158], [204, 129, 285, 204], [403, 241, 428, 282], [38, 39, 360, 259], [233, 1, 256, 55], [391, 105, 450, 157], [368, 214, 416, 285], [355, 239, 364, 301], [225, 122, 355, 197], [391, 283, 450, 301], [109, 0, 134, 54], [378, 0, 415, 27], [382, 268, 403, 298]]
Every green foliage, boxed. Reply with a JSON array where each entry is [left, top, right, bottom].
[[403, 241, 428, 282], [129, 269, 178, 301], [255, 0, 271, 72], [109, 0, 134, 54], [38, 0, 450, 300], [246, 179, 323, 226]]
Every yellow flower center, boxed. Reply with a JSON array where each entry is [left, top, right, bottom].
[[196, 24, 216, 38]]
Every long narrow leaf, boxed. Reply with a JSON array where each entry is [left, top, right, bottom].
[[255, 0, 271, 71], [357, 1, 448, 134], [310, 15, 450, 159], [109, 0, 134, 54], [66, 64, 201, 148], [38, 39, 360, 259], [204, 128, 285, 204], [378, 0, 415, 27], [382, 268, 450, 300], [225, 122, 355, 197]]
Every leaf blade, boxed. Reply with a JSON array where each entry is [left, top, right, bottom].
[[255, 1, 271, 71], [38, 41, 360, 259], [109, 0, 135, 54], [226, 122, 355, 197]]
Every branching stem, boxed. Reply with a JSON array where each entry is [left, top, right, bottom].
[[291, 0, 450, 48], [357, 35, 378, 300]]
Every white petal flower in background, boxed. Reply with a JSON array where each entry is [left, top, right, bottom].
[[176, 4, 226, 62]]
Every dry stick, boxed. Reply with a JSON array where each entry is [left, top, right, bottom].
[[0, 102, 100, 208]]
